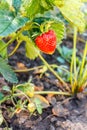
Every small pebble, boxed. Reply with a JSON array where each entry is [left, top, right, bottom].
[[51, 117, 57, 123], [49, 125, 55, 130], [52, 103, 69, 117], [56, 121, 62, 127], [56, 127, 64, 130]]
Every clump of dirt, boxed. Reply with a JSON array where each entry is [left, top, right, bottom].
[[2, 94, 87, 130]]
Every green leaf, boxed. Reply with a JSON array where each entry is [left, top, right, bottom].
[[62, 46, 72, 57], [2, 86, 10, 92], [34, 98, 42, 114], [51, 21, 65, 43], [0, 58, 18, 83], [17, 82, 34, 97], [40, 0, 53, 10], [40, 0, 49, 9], [0, 0, 10, 10], [57, 45, 73, 62], [25, 0, 40, 18], [53, 0, 64, 7], [57, 57, 65, 63], [55, 0, 85, 32], [0, 92, 4, 101], [24, 0, 53, 18], [0, 40, 7, 58], [81, 0, 87, 2], [48, 0, 64, 5], [25, 37, 39, 60], [12, 0, 22, 13], [0, 8, 28, 36]]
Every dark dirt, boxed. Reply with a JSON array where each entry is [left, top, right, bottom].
[[0, 37, 87, 130], [2, 95, 87, 130]]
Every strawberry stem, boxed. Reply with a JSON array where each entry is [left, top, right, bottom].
[[34, 91, 71, 96], [38, 53, 68, 88], [12, 91, 71, 97], [0, 22, 33, 54], [0, 28, 23, 54], [14, 64, 70, 73], [8, 40, 22, 57]]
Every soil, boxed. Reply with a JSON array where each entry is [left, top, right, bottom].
[[0, 37, 87, 130]]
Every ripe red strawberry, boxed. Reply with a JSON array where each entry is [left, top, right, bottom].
[[35, 30, 57, 54]]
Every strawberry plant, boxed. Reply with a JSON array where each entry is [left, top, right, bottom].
[[0, 1, 87, 126]]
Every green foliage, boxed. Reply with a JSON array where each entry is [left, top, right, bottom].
[[12, 0, 22, 13], [19, 34, 39, 59], [53, 0, 64, 7], [24, 0, 40, 18], [24, 0, 53, 18], [0, 92, 4, 101], [0, 0, 85, 37], [0, 11, 28, 36], [40, 0, 53, 10], [32, 17, 65, 43], [51, 21, 65, 43], [25, 38, 39, 60], [0, 0, 9, 10], [2, 86, 11, 92], [17, 82, 34, 97], [57, 45, 73, 63], [57, 66, 70, 82], [72, 42, 87, 93], [0, 1, 28, 36], [81, 0, 87, 2], [0, 40, 7, 58], [0, 58, 18, 83], [34, 98, 42, 114], [56, 46, 73, 81], [54, 0, 85, 32]]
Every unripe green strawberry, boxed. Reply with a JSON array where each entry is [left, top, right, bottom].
[[35, 30, 57, 54]]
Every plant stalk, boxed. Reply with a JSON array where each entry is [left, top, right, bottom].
[[13, 91, 71, 97], [0, 22, 32, 54], [8, 40, 22, 57], [79, 41, 87, 77], [0, 29, 23, 54], [70, 27, 78, 93], [14, 64, 70, 74], [34, 91, 71, 96], [38, 53, 67, 87], [73, 27, 77, 79]]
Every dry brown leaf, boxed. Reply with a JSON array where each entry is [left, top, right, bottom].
[[52, 104, 69, 117], [47, 93, 54, 97], [34, 95, 49, 106], [34, 86, 44, 91], [15, 108, 22, 114], [17, 62, 27, 69], [46, 96, 56, 105]]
